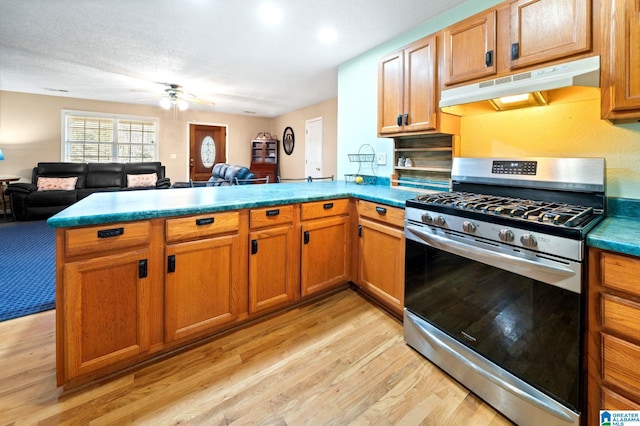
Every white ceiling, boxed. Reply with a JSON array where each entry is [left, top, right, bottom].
[[0, 0, 467, 117]]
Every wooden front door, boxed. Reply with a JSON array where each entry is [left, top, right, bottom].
[[189, 124, 226, 182]]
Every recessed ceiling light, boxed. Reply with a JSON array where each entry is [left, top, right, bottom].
[[259, 2, 283, 26], [317, 27, 338, 44]]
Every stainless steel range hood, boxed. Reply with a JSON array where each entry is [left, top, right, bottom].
[[439, 56, 600, 110]]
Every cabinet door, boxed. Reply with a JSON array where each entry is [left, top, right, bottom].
[[443, 10, 497, 85], [378, 50, 404, 135], [62, 249, 151, 380], [403, 35, 437, 133], [249, 224, 297, 313], [358, 218, 405, 317], [301, 215, 349, 297], [510, 0, 590, 69], [601, 0, 640, 121], [165, 235, 240, 342]]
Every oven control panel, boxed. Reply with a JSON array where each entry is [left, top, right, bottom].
[[492, 160, 537, 175]]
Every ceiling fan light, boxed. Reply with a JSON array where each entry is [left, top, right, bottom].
[[160, 98, 172, 110], [177, 99, 189, 111]]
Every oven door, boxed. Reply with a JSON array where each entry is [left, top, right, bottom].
[[404, 222, 582, 425]]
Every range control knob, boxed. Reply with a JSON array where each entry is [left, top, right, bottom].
[[462, 221, 476, 233], [421, 213, 433, 224], [520, 233, 537, 248], [498, 229, 514, 243], [435, 216, 446, 227]]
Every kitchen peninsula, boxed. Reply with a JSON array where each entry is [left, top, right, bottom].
[[48, 182, 426, 387]]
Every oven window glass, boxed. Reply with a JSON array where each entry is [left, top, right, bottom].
[[404, 239, 581, 411]]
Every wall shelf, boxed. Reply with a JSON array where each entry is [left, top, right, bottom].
[[392, 135, 453, 191]]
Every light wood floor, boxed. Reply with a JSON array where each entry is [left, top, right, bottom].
[[0, 289, 512, 425]]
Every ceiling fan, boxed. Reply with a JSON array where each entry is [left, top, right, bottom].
[[137, 83, 214, 111]]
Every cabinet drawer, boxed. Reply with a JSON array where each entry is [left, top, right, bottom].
[[166, 212, 239, 243], [65, 221, 150, 257], [250, 205, 294, 229], [300, 199, 349, 221], [603, 294, 640, 342], [602, 252, 640, 298], [603, 333, 640, 396], [358, 200, 404, 228]]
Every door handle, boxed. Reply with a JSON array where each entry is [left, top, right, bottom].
[[189, 158, 195, 169], [304, 231, 310, 244], [375, 206, 387, 215], [266, 209, 280, 217], [404, 113, 409, 126], [196, 217, 214, 226], [485, 50, 494, 67], [397, 114, 402, 126], [167, 255, 176, 273], [139, 259, 148, 279], [511, 43, 520, 60], [251, 239, 258, 254]]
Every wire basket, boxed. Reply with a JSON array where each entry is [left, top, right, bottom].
[[344, 174, 377, 185], [347, 153, 375, 162]]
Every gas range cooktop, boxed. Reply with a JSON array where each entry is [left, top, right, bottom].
[[411, 192, 598, 229]]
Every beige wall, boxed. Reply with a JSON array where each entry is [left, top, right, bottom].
[[271, 97, 338, 180], [0, 91, 275, 183]]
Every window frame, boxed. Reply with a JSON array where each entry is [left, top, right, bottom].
[[61, 110, 160, 163]]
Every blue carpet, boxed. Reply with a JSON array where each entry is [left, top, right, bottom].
[[0, 221, 56, 322]]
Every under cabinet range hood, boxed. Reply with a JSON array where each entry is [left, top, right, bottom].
[[439, 56, 600, 112]]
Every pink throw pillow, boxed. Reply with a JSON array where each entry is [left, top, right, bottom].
[[127, 173, 158, 188], [37, 177, 78, 191]]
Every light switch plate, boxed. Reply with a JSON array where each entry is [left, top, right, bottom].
[[376, 153, 387, 165]]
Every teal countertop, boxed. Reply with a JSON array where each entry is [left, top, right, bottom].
[[587, 198, 640, 257], [47, 181, 435, 228]]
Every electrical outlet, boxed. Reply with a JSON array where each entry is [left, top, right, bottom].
[[376, 153, 387, 165]]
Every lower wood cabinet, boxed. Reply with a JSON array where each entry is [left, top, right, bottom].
[[588, 249, 640, 424], [300, 199, 351, 297], [355, 201, 405, 318], [248, 205, 299, 313]]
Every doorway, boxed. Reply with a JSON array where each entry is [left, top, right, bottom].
[[189, 124, 226, 182], [305, 117, 323, 178]]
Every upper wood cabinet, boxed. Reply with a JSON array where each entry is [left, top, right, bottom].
[[378, 35, 438, 136], [442, 0, 592, 87], [509, 0, 591, 69], [601, 0, 640, 123], [443, 10, 497, 86]]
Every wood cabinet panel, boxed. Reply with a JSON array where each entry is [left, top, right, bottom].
[[443, 9, 497, 85], [357, 200, 404, 228], [602, 333, 640, 397], [510, 0, 591, 69], [601, 0, 640, 122], [378, 50, 404, 135], [249, 224, 298, 313], [166, 212, 239, 243], [603, 387, 640, 410], [62, 249, 151, 380], [602, 251, 640, 298], [250, 205, 294, 229], [301, 215, 349, 297], [358, 217, 405, 317], [300, 199, 350, 221], [165, 235, 241, 342], [65, 221, 150, 257], [603, 294, 640, 342], [404, 36, 437, 133]]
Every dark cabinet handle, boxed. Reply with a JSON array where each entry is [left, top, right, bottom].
[[323, 203, 334, 210], [404, 113, 409, 126], [375, 206, 387, 215], [196, 217, 214, 226], [304, 231, 310, 245], [97, 227, 124, 238], [251, 239, 258, 254], [485, 50, 494, 67], [139, 259, 148, 279], [397, 114, 402, 126], [167, 255, 176, 273], [266, 209, 280, 217], [358, 224, 362, 237], [511, 42, 519, 60]]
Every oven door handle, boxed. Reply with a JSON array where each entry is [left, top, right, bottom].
[[406, 225, 576, 278]]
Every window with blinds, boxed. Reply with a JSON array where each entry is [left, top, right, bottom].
[[62, 111, 158, 163]]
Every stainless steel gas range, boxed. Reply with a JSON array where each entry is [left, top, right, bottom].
[[403, 157, 605, 426]]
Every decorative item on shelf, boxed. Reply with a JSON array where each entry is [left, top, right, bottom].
[[397, 156, 405, 167], [345, 144, 377, 185], [0, 148, 4, 161], [282, 127, 295, 155], [404, 157, 412, 167]]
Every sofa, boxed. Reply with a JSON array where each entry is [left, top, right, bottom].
[[172, 163, 256, 187], [6, 162, 171, 221]]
